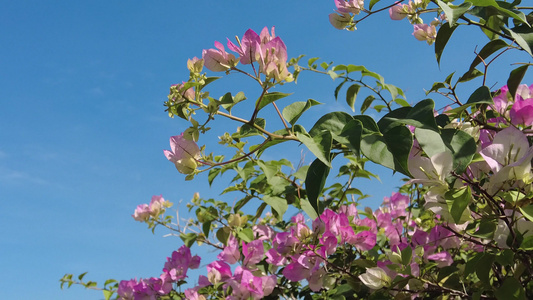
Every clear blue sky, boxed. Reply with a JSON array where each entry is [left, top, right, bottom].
[[1, 1, 531, 299]]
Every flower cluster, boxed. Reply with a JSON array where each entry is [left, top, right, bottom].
[[389, 0, 440, 45], [329, 0, 364, 30], [132, 195, 172, 222], [117, 245, 200, 300], [202, 27, 293, 82], [492, 84, 533, 126]]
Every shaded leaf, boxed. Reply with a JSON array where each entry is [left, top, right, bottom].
[[466, 86, 493, 104], [441, 129, 477, 174], [507, 65, 529, 98], [445, 186, 472, 224], [495, 277, 526, 300], [305, 158, 330, 216], [436, 22, 458, 66]]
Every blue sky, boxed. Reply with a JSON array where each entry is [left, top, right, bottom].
[[2, 1, 532, 299]]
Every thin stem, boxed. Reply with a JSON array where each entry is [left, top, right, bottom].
[[272, 102, 291, 132]]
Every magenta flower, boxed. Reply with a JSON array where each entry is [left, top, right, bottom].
[[202, 41, 237, 72], [227, 29, 261, 65], [163, 133, 201, 174], [163, 245, 201, 281], [492, 85, 512, 115], [217, 234, 240, 264], [242, 239, 265, 266], [510, 98, 533, 126], [207, 260, 232, 284], [351, 231, 377, 251], [427, 251, 453, 267]]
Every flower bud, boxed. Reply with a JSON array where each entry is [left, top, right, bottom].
[[187, 57, 204, 73]]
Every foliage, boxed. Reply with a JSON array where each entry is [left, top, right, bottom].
[[62, 1, 533, 299]]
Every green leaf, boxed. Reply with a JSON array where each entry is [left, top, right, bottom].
[[103, 290, 114, 300], [466, 86, 494, 104], [441, 129, 477, 174], [471, 220, 496, 238], [237, 228, 254, 243], [519, 204, 533, 222], [437, 0, 472, 26], [520, 235, 533, 250], [104, 279, 117, 287], [296, 131, 333, 167], [256, 92, 292, 111], [401, 245, 412, 265], [78, 272, 88, 281], [495, 277, 526, 300], [360, 95, 376, 114], [309, 111, 354, 138], [368, 0, 381, 10], [200, 76, 221, 90], [202, 221, 211, 238], [282, 99, 322, 125], [378, 99, 439, 132], [180, 232, 197, 248], [305, 158, 330, 216], [263, 195, 288, 218], [475, 253, 495, 287], [308, 57, 320, 68], [382, 126, 413, 175], [346, 84, 361, 112], [237, 118, 266, 138], [414, 128, 447, 158], [436, 22, 458, 66], [353, 115, 380, 135], [507, 65, 529, 99], [507, 25, 533, 57], [361, 126, 412, 175], [220, 91, 246, 113], [445, 186, 472, 224], [216, 227, 229, 244], [334, 79, 348, 100], [208, 168, 221, 186], [299, 198, 319, 220], [458, 69, 484, 83], [338, 119, 363, 155]]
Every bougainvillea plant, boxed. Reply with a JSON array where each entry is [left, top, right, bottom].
[[61, 0, 533, 299]]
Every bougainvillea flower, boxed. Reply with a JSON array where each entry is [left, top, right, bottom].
[[202, 41, 237, 72], [163, 133, 201, 174], [217, 234, 240, 264], [359, 267, 391, 289], [510, 98, 533, 126], [412, 23, 437, 45], [227, 29, 261, 65]]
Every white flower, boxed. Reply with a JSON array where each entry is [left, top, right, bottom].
[[359, 267, 391, 289]]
